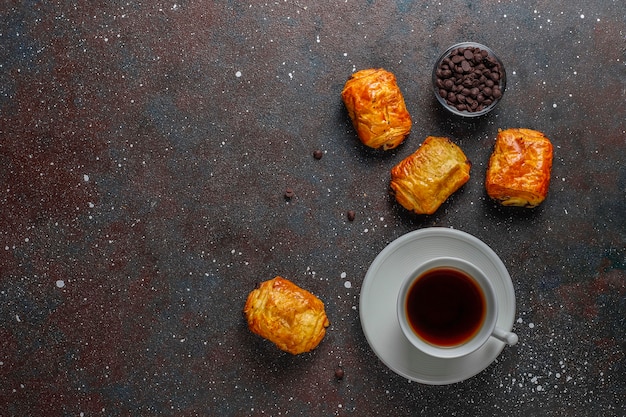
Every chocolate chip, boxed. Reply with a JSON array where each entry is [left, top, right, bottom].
[[313, 150, 323, 160], [284, 188, 294, 199], [347, 210, 356, 221], [434, 44, 504, 114], [335, 367, 345, 380]]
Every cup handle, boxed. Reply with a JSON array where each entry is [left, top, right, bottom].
[[492, 326, 519, 346]]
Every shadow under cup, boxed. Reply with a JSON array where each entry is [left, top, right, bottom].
[[397, 257, 498, 359]]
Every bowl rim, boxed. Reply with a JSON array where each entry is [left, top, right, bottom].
[[432, 41, 507, 118]]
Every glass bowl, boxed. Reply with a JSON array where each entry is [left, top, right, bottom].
[[432, 42, 506, 117]]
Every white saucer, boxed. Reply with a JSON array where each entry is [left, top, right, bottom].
[[359, 227, 516, 385]]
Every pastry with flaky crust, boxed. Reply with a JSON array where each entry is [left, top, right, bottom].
[[486, 128, 553, 208], [390, 136, 471, 215], [341, 68, 412, 150], [244, 276, 329, 355]]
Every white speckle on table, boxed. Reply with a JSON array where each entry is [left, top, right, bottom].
[[83, 174, 89, 182], [529, 322, 535, 329], [235, 70, 242, 78]]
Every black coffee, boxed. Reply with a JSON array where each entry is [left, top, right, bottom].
[[405, 267, 486, 347]]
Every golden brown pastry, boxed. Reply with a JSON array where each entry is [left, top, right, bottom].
[[341, 68, 412, 150], [486, 128, 553, 207], [244, 276, 329, 355], [390, 136, 471, 215]]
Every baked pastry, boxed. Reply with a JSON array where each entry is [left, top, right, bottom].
[[390, 136, 471, 215], [341, 68, 412, 150], [244, 276, 329, 354], [486, 128, 553, 207]]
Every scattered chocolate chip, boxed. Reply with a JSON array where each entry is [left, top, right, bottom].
[[335, 367, 345, 380], [284, 188, 294, 199], [313, 150, 323, 160], [347, 210, 356, 221]]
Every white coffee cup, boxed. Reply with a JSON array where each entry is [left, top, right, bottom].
[[397, 257, 518, 359]]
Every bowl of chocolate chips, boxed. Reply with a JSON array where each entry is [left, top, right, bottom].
[[433, 42, 506, 117]]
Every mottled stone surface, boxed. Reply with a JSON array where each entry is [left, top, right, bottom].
[[1, 1, 625, 416]]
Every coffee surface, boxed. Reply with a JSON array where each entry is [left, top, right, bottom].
[[405, 267, 486, 347]]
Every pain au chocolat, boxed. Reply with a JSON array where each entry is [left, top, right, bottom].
[[341, 68, 412, 150], [390, 136, 471, 215], [244, 276, 329, 355], [486, 128, 553, 208]]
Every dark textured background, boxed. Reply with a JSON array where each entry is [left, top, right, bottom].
[[1, 1, 625, 416]]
